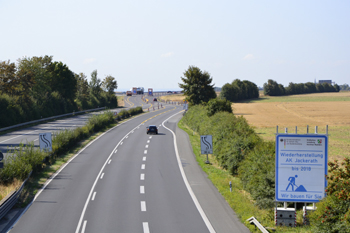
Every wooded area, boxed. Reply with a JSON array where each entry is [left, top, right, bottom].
[[0, 56, 118, 128]]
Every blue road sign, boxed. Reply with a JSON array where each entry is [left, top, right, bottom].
[[276, 134, 328, 202]]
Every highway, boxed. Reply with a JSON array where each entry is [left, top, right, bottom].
[[2, 95, 250, 233]]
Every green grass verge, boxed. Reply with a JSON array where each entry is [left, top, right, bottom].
[[178, 119, 315, 233]]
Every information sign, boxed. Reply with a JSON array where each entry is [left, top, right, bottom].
[[276, 134, 328, 202], [39, 133, 52, 152], [201, 135, 213, 154]]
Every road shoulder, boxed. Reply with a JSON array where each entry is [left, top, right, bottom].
[[173, 114, 250, 233]]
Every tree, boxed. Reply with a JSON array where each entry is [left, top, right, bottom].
[[49, 61, 77, 104], [179, 66, 216, 105], [89, 70, 101, 97], [0, 60, 18, 96], [102, 75, 118, 94]]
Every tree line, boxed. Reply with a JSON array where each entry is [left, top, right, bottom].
[[0, 56, 118, 128], [264, 79, 340, 96], [219, 79, 259, 101]]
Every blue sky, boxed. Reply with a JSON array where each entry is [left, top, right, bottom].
[[1, 0, 349, 91]]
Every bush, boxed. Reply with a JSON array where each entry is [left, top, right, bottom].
[[238, 141, 275, 208], [309, 158, 350, 232], [206, 98, 232, 116]]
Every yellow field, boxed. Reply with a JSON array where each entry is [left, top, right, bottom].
[[160, 94, 186, 102], [233, 92, 350, 161]]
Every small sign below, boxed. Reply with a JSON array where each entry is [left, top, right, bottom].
[[200, 135, 213, 154], [39, 133, 52, 152]]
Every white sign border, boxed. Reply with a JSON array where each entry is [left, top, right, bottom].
[[275, 134, 328, 203]]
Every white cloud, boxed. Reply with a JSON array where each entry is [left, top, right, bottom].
[[243, 54, 255, 60], [83, 58, 96, 64], [161, 52, 174, 58]]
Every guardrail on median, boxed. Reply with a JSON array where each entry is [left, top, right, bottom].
[[0, 172, 32, 221], [0, 107, 106, 132]]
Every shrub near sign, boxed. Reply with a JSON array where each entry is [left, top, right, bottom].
[[275, 134, 328, 202]]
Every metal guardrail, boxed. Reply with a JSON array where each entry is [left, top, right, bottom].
[[0, 107, 106, 132], [0, 171, 32, 220], [247, 217, 269, 233]]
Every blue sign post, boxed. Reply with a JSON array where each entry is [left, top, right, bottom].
[[276, 134, 328, 202]]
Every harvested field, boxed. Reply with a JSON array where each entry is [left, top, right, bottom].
[[160, 94, 185, 102], [233, 92, 350, 161]]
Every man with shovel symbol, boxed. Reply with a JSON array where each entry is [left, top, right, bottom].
[[286, 175, 298, 191]]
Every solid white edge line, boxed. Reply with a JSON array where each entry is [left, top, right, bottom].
[[92, 192, 96, 201], [143, 222, 150, 233], [162, 111, 216, 233]]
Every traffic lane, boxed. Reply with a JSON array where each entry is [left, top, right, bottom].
[[171, 114, 251, 233], [78, 107, 184, 233], [9, 109, 175, 233], [0, 109, 123, 156], [145, 120, 210, 233]]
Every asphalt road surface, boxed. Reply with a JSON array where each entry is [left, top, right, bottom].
[[2, 95, 250, 233]]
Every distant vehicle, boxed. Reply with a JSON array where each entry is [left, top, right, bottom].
[[173, 91, 177, 94], [167, 91, 172, 93], [136, 87, 144, 95], [147, 125, 158, 134], [153, 98, 157, 101], [126, 91, 132, 96]]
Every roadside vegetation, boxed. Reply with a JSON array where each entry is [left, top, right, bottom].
[[0, 107, 143, 204], [0, 56, 118, 128], [179, 65, 350, 232]]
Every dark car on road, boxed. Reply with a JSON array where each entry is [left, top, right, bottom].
[[153, 98, 157, 101], [147, 125, 158, 134]]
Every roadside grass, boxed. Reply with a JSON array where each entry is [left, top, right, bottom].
[[178, 120, 315, 233], [0, 179, 22, 201], [117, 96, 124, 107]]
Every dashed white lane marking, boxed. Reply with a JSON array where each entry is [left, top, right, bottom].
[[108, 159, 112, 164], [144, 150, 147, 154], [147, 140, 150, 143], [143, 222, 150, 233], [141, 164, 145, 170], [145, 145, 149, 148], [140, 186, 145, 194], [140, 174, 145, 180], [82, 221, 87, 233], [92, 192, 96, 201], [100, 173, 104, 179], [143, 157, 146, 161], [141, 201, 146, 211], [114, 150, 117, 153], [126, 136, 128, 138], [149, 136, 152, 139], [121, 142, 123, 145], [34, 139, 38, 141]]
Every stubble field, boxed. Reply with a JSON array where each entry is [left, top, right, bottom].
[[233, 92, 350, 161]]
